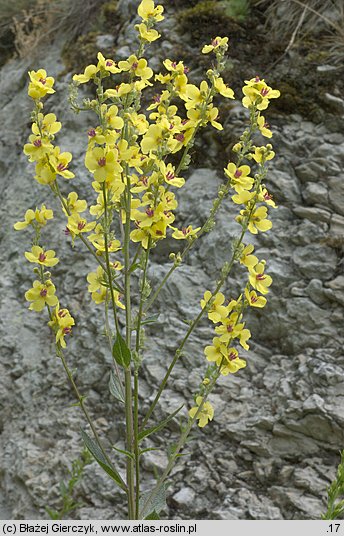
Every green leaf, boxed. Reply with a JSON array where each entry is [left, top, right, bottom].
[[139, 404, 184, 442], [129, 262, 141, 274], [145, 511, 160, 520], [112, 332, 131, 368], [139, 483, 166, 519], [112, 445, 134, 461], [139, 447, 161, 457], [141, 314, 160, 326], [81, 429, 126, 491], [109, 370, 125, 403]]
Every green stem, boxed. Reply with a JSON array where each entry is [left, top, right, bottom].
[[54, 342, 127, 493], [123, 163, 135, 519], [141, 225, 245, 428], [140, 364, 221, 518], [50, 182, 107, 273], [133, 241, 151, 518]]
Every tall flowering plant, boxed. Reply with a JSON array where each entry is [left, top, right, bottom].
[[15, 0, 280, 519]]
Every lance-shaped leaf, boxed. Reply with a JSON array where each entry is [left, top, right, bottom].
[[141, 313, 160, 326], [109, 370, 125, 403], [112, 332, 131, 368], [81, 429, 126, 492], [139, 404, 184, 442], [139, 483, 166, 519]]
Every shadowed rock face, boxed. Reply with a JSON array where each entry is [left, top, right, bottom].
[[1, 1, 344, 521]]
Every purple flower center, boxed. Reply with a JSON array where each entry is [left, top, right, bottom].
[[78, 221, 86, 231], [132, 62, 138, 70], [234, 169, 242, 178], [261, 88, 269, 97], [88, 129, 96, 137], [38, 252, 46, 262], [146, 208, 154, 217], [39, 78, 46, 85], [175, 133, 184, 142], [226, 324, 234, 332], [33, 139, 42, 147], [58, 310, 67, 318], [264, 192, 272, 201], [106, 60, 114, 67], [251, 295, 258, 303], [255, 76, 260, 82], [64, 227, 70, 236], [171, 62, 177, 69], [211, 39, 219, 47], [57, 163, 67, 172], [40, 288, 47, 297], [256, 274, 265, 281], [228, 352, 237, 361], [182, 227, 188, 235], [63, 327, 72, 335], [184, 66, 189, 74], [98, 157, 106, 167], [166, 171, 175, 181]]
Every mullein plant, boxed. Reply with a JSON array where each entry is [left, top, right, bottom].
[[15, 0, 280, 520]]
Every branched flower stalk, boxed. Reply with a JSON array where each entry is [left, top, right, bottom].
[[15, 0, 280, 520]]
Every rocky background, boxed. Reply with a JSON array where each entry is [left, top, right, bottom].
[[1, 0, 344, 520]]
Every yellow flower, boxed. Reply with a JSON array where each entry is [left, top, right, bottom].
[[252, 145, 275, 163], [220, 349, 247, 376], [25, 280, 58, 312], [130, 227, 150, 249], [88, 226, 121, 253], [202, 36, 228, 54], [73, 64, 98, 84], [215, 313, 251, 350], [25, 246, 59, 267], [159, 162, 185, 188], [63, 192, 87, 216], [184, 81, 209, 110], [248, 261, 272, 295], [34, 161, 56, 185], [118, 55, 153, 80], [214, 77, 234, 99], [104, 104, 124, 131], [85, 147, 122, 182], [138, 0, 164, 22], [104, 84, 132, 99], [23, 135, 53, 162], [135, 22, 160, 42], [247, 206, 272, 234], [258, 186, 277, 208], [245, 288, 267, 308], [189, 396, 214, 428], [50, 147, 75, 179], [257, 115, 272, 138], [171, 225, 201, 240], [28, 69, 55, 99], [201, 291, 228, 323], [67, 214, 96, 235], [231, 190, 255, 205], [204, 336, 227, 363], [140, 124, 164, 154], [240, 244, 258, 268], [242, 77, 280, 110], [224, 163, 254, 192], [48, 304, 75, 348], [32, 113, 61, 137], [97, 52, 121, 74], [14, 205, 53, 230]]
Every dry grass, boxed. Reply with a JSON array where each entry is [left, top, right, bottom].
[[256, 0, 344, 64], [0, 0, 111, 63]]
